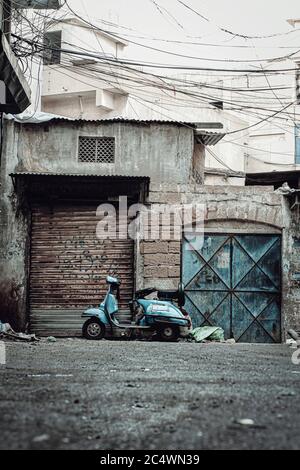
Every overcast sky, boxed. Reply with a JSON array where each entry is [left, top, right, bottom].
[[66, 0, 300, 67]]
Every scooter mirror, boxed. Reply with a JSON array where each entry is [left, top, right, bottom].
[[177, 282, 185, 307]]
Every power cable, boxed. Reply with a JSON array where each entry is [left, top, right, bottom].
[[176, 0, 300, 40]]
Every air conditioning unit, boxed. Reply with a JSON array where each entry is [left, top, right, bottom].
[[12, 0, 62, 9]]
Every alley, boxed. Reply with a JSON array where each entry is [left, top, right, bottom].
[[0, 339, 299, 450]]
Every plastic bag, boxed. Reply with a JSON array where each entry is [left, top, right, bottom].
[[190, 326, 224, 343]]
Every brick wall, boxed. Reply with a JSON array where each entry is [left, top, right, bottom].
[[141, 241, 181, 289]]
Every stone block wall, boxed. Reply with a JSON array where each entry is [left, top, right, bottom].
[[139, 183, 284, 288], [283, 198, 300, 332], [141, 241, 181, 289]]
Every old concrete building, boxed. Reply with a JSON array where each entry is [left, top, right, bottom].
[[0, 117, 299, 342], [41, 17, 129, 119]]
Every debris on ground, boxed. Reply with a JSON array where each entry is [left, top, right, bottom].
[[278, 390, 296, 398], [0, 322, 39, 342], [235, 418, 255, 426], [32, 434, 50, 443], [28, 373, 74, 378], [189, 326, 225, 343], [287, 330, 300, 355], [226, 338, 236, 344], [286, 338, 297, 347], [46, 336, 57, 343]]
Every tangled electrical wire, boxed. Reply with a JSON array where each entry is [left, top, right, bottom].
[[4, 0, 300, 161]]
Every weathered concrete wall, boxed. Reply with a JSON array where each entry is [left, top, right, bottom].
[[16, 121, 195, 184], [282, 197, 300, 332], [0, 122, 30, 330]]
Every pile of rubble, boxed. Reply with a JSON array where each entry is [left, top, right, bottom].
[[0, 321, 39, 342]]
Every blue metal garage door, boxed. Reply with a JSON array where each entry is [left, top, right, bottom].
[[182, 234, 281, 343]]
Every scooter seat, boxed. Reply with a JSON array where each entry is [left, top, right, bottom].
[[157, 289, 179, 300]]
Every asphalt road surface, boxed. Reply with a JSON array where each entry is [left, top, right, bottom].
[[0, 339, 299, 450]]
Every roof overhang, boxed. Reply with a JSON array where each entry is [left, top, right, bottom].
[[246, 170, 300, 189], [10, 172, 150, 181], [194, 130, 225, 146], [0, 31, 31, 113]]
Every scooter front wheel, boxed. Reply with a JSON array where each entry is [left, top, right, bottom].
[[157, 325, 180, 342], [82, 319, 106, 340]]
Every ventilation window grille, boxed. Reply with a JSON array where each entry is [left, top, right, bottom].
[[78, 137, 115, 163]]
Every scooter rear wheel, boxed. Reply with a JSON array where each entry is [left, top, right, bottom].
[[157, 325, 180, 342], [82, 319, 106, 340]]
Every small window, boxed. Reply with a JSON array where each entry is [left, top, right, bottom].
[[78, 137, 115, 163], [44, 31, 62, 65]]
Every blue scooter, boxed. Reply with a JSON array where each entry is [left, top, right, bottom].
[[81, 276, 190, 341]]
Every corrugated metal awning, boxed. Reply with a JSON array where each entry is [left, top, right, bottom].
[[37, 116, 199, 127], [7, 113, 225, 130], [10, 172, 150, 181], [195, 131, 225, 146]]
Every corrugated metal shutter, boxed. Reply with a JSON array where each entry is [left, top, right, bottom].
[[29, 204, 134, 336]]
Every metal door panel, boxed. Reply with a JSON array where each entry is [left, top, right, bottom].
[[182, 233, 281, 343], [197, 235, 228, 262], [236, 266, 278, 292], [234, 235, 279, 262], [257, 239, 281, 288], [232, 295, 255, 339], [208, 295, 231, 339], [187, 265, 228, 291], [238, 323, 275, 344], [209, 241, 231, 288], [232, 239, 254, 288], [182, 248, 205, 285]]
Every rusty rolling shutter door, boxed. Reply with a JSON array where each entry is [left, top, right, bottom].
[[30, 204, 134, 336]]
